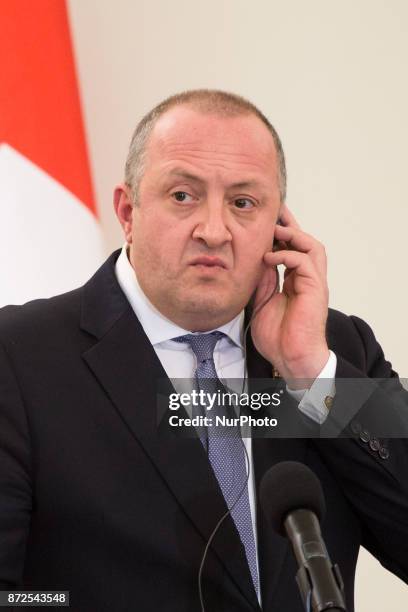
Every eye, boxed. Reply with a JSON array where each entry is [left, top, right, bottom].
[[233, 197, 255, 210], [172, 191, 194, 203]]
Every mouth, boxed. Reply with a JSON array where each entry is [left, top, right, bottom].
[[189, 256, 228, 269]]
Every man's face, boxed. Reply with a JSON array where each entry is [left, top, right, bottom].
[[118, 106, 281, 331]]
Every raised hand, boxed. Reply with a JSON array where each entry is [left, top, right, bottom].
[[251, 204, 330, 388]]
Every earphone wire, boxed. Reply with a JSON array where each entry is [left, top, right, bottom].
[[198, 266, 280, 611], [198, 439, 251, 612]]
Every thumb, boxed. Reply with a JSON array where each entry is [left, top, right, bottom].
[[253, 263, 278, 310]]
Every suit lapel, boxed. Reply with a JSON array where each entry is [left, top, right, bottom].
[[80, 253, 260, 610]]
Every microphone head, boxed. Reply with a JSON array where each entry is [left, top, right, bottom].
[[259, 461, 326, 536]]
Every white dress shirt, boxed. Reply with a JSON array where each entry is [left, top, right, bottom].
[[115, 244, 336, 604]]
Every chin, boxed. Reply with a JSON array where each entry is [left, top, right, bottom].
[[178, 291, 243, 325], [180, 285, 223, 307]]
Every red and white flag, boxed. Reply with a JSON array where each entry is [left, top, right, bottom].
[[0, 0, 104, 306]]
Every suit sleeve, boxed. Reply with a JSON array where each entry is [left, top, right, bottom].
[[314, 315, 408, 583], [0, 341, 32, 588]]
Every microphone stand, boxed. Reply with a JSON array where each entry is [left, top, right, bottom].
[[285, 511, 347, 612]]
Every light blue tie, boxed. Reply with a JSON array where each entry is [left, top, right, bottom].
[[173, 332, 259, 596]]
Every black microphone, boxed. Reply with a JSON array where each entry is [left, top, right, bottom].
[[260, 461, 347, 612]]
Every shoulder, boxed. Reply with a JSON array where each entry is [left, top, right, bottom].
[[0, 288, 83, 350], [327, 308, 375, 344], [327, 308, 394, 377], [0, 250, 122, 350]]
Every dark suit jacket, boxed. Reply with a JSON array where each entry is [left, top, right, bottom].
[[0, 250, 407, 611]]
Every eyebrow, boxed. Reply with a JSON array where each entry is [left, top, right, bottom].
[[164, 168, 267, 192]]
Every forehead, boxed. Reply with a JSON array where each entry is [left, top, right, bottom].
[[144, 106, 278, 180]]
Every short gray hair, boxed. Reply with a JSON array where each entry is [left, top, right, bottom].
[[125, 89, 287, 204]]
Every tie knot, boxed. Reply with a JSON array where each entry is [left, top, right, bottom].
[[172, 331, 225, 363]]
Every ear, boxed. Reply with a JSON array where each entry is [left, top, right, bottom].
[[114, 183, 134, 244]]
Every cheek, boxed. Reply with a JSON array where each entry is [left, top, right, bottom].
[[241, 255, 265, 290], [232, 234, 272, 292], [133, 215, 187, 270], [132, 207, 160, 245], [235, 235, 270, 271]]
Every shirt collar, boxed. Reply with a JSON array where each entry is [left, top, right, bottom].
[[115, 244, 244, 348]]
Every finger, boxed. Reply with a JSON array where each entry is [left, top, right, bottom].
[[273, 224, 327, 273], [265, 251, 328, 299], [279, 204, 301, 230], [274, 224, 316, 253], [264, 250, 320, 285], [253, 264, 279, 309]]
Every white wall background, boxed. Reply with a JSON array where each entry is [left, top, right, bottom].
[[67, 1, 408, 609]]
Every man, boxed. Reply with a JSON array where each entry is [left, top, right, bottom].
[[0, 89, 407, 611]]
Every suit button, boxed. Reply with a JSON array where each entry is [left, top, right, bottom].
[[369, 438, 380, 452], [359, 430, 370, 443], [324, 396, 334, 410], [379, 446, 390, 459], [350, 421, 362, 435]]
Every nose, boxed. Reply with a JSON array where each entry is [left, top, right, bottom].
[[192, 200, 232, 248]]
